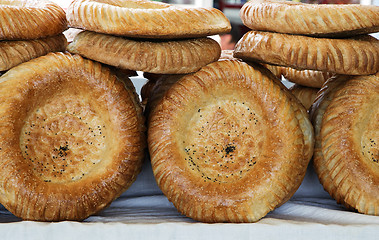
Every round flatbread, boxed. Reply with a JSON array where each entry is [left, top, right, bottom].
[[289, 84, 319, 110], [234, 31, 379, 75], [0, 52, 146, 221], [144, 74, 185, 121], [264, 64, 335, 88], [310, 74, 379, 215], [0, 0, 67, 40], [148, 60, 312, 222], [67, 31, 221, 74], [67, 0, 231, 39], [240, 0, 379, 37], [0, 34, 67, 71]]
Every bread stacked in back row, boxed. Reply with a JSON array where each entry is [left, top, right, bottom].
[[0, 0, 67, 73], [235, 0, 379, 111], [66, 0, 231, 75], [235, 0, 379, 215]]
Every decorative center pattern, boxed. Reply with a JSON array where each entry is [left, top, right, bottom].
[[20, 94, 107, 183], [181, 100, 264, 183]]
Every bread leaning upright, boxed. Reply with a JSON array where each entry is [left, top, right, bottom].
[[0, 52, 146, 221], [148, 60, 314, 222]]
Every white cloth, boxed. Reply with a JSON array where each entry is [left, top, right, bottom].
[[1, 159, 378, 240]]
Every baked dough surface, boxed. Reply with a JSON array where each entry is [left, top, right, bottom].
[[311, 74, 379, 215], [67, 31, 221, 74], [0, 0, 67, 40], [264, 64, 335, 88], [145, 75, 185, 124], [0, 34, 67, 71], [0, 52, 146, 221], [148, 60, 313, 222], [289, 84, 319, 110], [240, 0, 379, 37], [234, 31, 379, 75], [67, 0, 231, 39]]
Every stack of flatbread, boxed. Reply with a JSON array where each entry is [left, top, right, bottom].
[[66, 0, 231, 115], [0, 0, 150, 221], [0, 0, 67, 73], [235, 0, 379, 111], [142, 0, 314, 222], [66, 0, 231, 75], [235, 0, 379, 216]]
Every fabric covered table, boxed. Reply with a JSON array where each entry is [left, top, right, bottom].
[[1, 158, 378, 240]]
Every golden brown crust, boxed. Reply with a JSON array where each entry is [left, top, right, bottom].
[[309, 76, 348, 145], [309, 76, 351, 200], [0, 52, 146, 221], [148, 60, 312, 222], [311, 74, 379, 215], [234, 31, 379, 75], [289, 84, 319, 110], [0, 34, 67, 71], [144, 74, 185, 121], [0, 0, 67, 40], [67, 0, 231, 39], [67, 31, 221, 74], [261, 65, 314, 177], [240, 0, 379, 37], [264, 64, 335, 88]]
